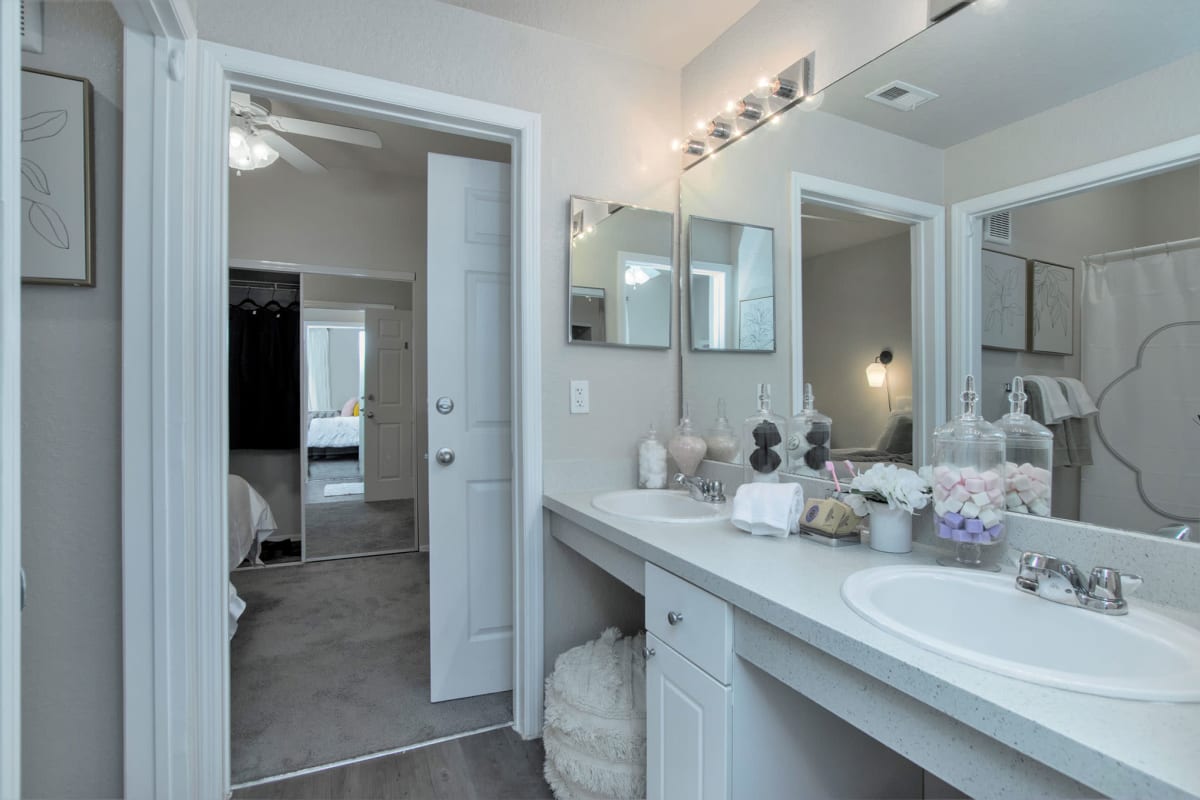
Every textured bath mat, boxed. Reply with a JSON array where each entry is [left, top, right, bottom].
[[323, 482, 364, 497]]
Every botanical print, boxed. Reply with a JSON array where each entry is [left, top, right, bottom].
[[738, 296, 774, 350], [1030, 261, 1074, 354], [980, 250, 1027, 350], [21, 109, 71, 250]]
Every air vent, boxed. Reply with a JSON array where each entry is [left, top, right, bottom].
[[21, 0, 44, 54], [984, 211, 1012, 245], [866, 80, 938, 111]]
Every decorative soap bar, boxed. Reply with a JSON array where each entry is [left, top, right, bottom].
[[799, 498, 862, 536], [931, 463, 1006, 544], [1003, 461, 1052, 516]]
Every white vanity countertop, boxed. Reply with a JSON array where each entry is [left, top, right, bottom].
[[544, 490, 1200, 800]]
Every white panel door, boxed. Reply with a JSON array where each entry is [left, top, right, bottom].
[[427, 153, 513, 702], [363, 309, 415, 502], [646, 633, 732, 800]]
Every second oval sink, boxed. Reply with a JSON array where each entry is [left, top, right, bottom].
[[591, 489, 730, 524], [842, 565, 1200, 702]]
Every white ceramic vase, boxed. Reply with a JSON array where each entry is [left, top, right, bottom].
[[868, 501, 913, 553]]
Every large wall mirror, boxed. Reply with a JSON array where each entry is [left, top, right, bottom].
[[678, 0, 1199, 541], [568, 196, 673, 349], [688, 217, 775, 352]]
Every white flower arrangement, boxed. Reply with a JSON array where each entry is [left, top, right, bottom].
[[843, 464, 932, 516]]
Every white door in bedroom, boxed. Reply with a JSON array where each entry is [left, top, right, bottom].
[[362, 308, 415, 502], [427, 153, 513, 702]]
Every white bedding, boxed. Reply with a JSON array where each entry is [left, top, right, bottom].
[[308, 415, 361, 449], [228, 474, 278, 637]]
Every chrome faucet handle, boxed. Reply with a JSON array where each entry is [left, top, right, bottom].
[[707, 480, 726, 503], [1088, 567, 1142, 601]]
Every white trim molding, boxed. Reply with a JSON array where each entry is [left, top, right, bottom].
[[0, 0, 23, 793], [790, 173, 946, 467], [229, 257, 416, 283], [122, 40, 544, 797], [948, 134, 1200, 395]]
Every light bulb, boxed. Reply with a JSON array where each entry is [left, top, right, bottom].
[[228, 127, 253, 170], [670, 138, 681, 152], [247, 134, 279, 169], [866, 361, 887, 388], [694, 118, 706, 132], [752, 76, 771, 98]]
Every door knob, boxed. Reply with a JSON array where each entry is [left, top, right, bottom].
[[436, 396, 455, 415], [667, 611, 684, 626], [435, 447, 455, 466], [365, 410, 375, 418], [642, 646, 655, 659]]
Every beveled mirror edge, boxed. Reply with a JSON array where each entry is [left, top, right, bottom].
[[566, 194, 676, 351], [685, 214, 778, 354]]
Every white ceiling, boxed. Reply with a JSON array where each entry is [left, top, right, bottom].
[[817, 0, 1200, 148], [801, 205, 909, 259], [241, 95, 511, 179], [432, 0, 762, 69]]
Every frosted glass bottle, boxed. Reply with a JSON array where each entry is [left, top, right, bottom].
[[931, 375, 1007, 569], [668, 404, 708, 476], [787, 383, 832, 476], [703, 398, 740, 463], [743, 383, 786, 484], [994, 377, 1054, 517], [637, 424, 668, 489]]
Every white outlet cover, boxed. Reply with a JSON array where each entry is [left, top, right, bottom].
[[570, 380, 589, 414]]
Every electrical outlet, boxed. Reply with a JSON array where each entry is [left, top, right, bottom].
[[570, 380, 590, 414]]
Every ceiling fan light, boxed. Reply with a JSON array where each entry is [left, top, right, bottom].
[[228, 127, 253, 170], [248, 133, 279, 169]]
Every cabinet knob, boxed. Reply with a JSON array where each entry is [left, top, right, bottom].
[[667, 611, 684, 626], [642, 646, 656, 659]]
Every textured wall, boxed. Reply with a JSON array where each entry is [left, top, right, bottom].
[[198, 0, 684, 464], [19, 2, 124, 797]]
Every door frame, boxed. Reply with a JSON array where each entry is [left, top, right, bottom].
[[790, 172, 946, 466], [121, 40, 543, 797], [948, 133, 1200, 394], [0, 0, 22, 793]]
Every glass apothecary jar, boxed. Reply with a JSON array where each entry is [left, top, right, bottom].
[[787, 383, 832, 476], [637, 424, 668, 489], [743, 383, 786, 484], [931, 375, 1007, 569], [668, 404, 708, 476], [704, 398, 740, 463], [994, 376, 1054, 517]]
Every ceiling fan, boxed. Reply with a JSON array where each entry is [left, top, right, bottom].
[[228, 91, 383, 174]]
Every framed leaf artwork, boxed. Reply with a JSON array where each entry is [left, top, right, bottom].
[[980, 249, 1027, 351], [20, 68, 95, 286], [1029, 260, 1074, 355]]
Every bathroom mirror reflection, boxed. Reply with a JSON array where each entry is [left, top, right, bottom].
[[568, 195, 673, 349], [688, 217, 775, 352], [677, 0, 1200, 540]]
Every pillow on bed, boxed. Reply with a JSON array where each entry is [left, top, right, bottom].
[[341, 397, 357, 417]]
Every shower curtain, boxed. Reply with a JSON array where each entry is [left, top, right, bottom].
[[307, 326, 332, 412], [1080, 238, 1200, 533]]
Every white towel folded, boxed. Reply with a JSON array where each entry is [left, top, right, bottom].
[[1055, 377, 1099, 417], [731, 483, 805, 538], [1024, 375, 1072, 423]]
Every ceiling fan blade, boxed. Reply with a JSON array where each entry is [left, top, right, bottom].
[[257, 130, 326, 174], [267, 116, 382, 148]]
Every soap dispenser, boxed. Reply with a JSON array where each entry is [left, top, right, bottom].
[[703, 398, 740, 463], [994, 377, 1054, 517], [931, 375, 1007, 569], [787, 383, 832, 475], [668, 403, 708, 476], [743, 383, 786, 484]]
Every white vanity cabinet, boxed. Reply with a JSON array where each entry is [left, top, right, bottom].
[[644, 563, 733, 800]]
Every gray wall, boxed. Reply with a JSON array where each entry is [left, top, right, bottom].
[[802, 232, 913, 449], [20, 2, 124, 797], [325, 328, 361, 410]]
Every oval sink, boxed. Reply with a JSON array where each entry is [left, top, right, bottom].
[[591, 490, 730, 524], [842, 565, 1200, 702]]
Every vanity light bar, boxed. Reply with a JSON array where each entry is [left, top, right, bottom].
[[674, 55, 811, 168]]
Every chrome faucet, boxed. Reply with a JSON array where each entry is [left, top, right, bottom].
[[674, 473, 726, 504], [1015, 551, 1142, 615]]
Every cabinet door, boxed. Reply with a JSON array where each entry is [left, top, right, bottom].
[[646, 633, 731, 800]]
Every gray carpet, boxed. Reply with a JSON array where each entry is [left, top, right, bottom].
[[230, 553, 512, 784], [308, 458, 360, 481], [305, 498, 416, 559]]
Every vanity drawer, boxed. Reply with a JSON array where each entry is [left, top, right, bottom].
[[645, 563, 732, 684]]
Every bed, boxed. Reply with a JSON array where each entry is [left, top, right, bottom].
[[228, 474, 278, 638], [307, 410, 361, 459], [830, 411, 914, 466]]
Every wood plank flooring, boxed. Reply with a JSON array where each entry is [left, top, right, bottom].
[[232, 727, 553, 800]]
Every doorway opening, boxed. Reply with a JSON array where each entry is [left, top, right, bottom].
[[222, 88, 518, 788]]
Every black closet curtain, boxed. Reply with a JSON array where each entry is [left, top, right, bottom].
[[229, 304, 301, 449]]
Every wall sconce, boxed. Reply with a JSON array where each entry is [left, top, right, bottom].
[[706, 119, 732, 140], [866, 349, 893, 411], [770, 76, 799, 100], [734, 99, 764, 121]]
